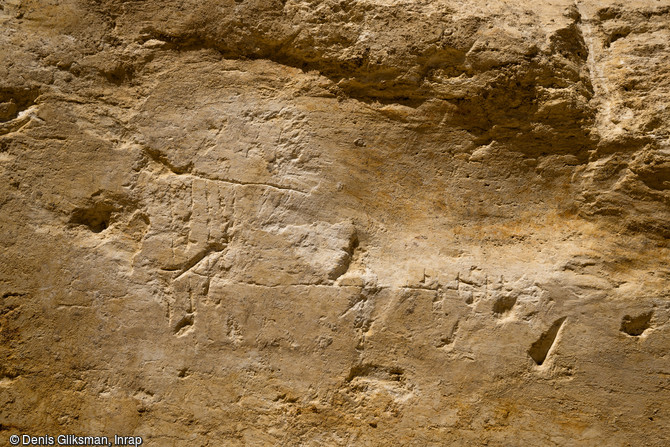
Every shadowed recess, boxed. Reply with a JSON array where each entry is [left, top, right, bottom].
[[528, 317, 567, 366], [620, 311, 653, 336]]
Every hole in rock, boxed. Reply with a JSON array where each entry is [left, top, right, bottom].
[[528, 317, 567, 366], [604, 28, 631, 48], [70, 202, 116, 233], [620, 311, 653, 336], [0, 87, 40, 122], [493, 295, 517, 315], [102, 63, 134, 85], [173, 314, 194, 335]]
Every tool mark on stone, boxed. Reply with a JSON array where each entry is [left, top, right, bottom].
[[329, 230, 359, 281], [493, 295, 517, 316], [69, 192, 138, 233], [144, 146, 308, 194], [100, 62, 134, 85], [436, 320, 459, 348], [0, 112, 32, 136], [0, 369, 20, 388], [225, 315, 243, 345], [345, 364, 404, 383], [144, 146, 193, 175], [528, 317, 567, 366], [0, 87, 39, 122], [401, 285, 439, 292], [633, 165, 670, 192], [164, 243, 226, 280], [1, 292, 26, 299], [70, 202, 116, 233], [620, 311, 653, 336], [604, 27, 631, 48], [173, 314, 194, 336], [274, 392, 299, 404], [339, 294, 367, 318]]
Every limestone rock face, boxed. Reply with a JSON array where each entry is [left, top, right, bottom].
[[1, 0, 669, 444]]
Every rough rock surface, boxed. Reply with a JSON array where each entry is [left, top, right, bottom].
[[1, 0, 669, 445]]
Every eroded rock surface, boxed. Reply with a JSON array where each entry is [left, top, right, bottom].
[[1, 0, 669, 445]]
